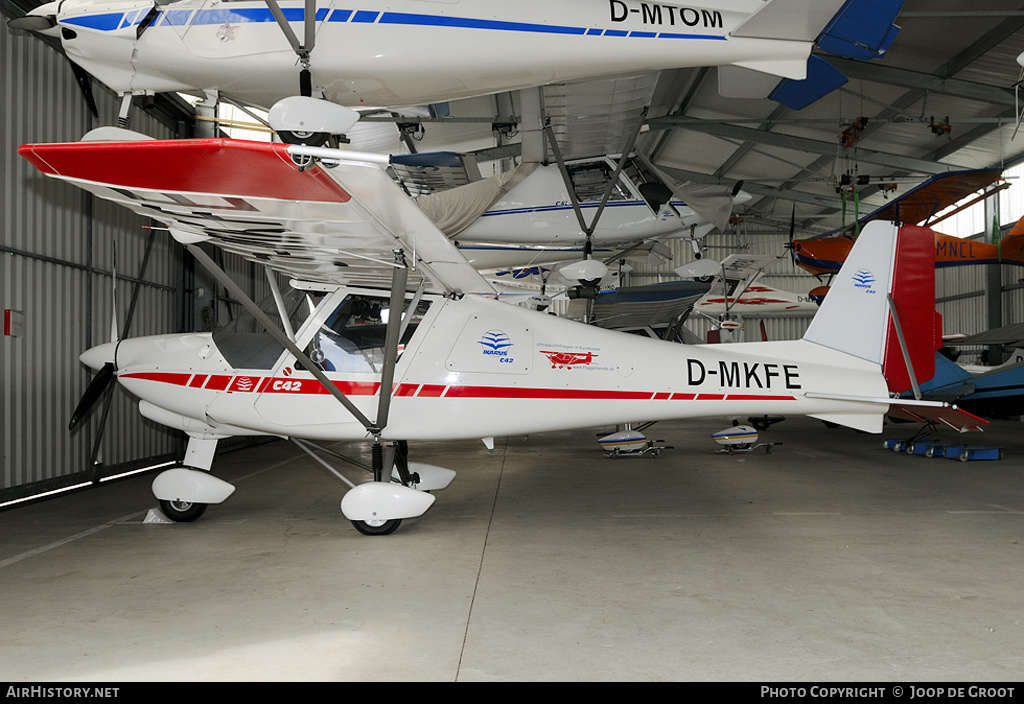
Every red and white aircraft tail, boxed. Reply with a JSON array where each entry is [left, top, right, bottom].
[[804, 221, 939, 394], [799, 221, 982, 431]]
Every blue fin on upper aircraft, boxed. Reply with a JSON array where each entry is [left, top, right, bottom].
[[817, 0, 903, 61], [769, 55, 849, 111], [770, 0, 904, 110]]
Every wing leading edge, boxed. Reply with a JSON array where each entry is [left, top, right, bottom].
[[18, 138, 494, 295]]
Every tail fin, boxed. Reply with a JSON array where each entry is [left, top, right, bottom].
[[728, 0, 904, 110], [803, 221, 939, 392], [1000, 230, 1024, 266]]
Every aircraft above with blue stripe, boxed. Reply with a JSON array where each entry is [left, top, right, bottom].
[[10, 0, 903, 112]]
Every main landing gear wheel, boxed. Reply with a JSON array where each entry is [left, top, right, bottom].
[[278, 130, 330, 147], [351, 518, 402, 536], [159, 499, 208, 523]]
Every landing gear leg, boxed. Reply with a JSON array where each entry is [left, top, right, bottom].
[[347, 438, 404, 536]]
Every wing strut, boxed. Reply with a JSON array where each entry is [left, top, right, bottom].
[[186, 244, 415, 483], [372, 251, 409, 437], [265, 0, 317, 95], [886, 294, 922, 400], [542, 107, 649, 256]]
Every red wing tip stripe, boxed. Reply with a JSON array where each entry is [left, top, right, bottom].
[[20, 139, 352, 204]]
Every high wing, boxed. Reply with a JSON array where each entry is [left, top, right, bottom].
[[789, 168, 1013, 276], [803, 168, 1005, 242], [18, 136, 493, 295], [539, 73, 660, 162]]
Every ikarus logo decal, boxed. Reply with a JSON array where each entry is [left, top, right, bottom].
[[851, 269, 877, 294], [479, 330, 515, 364]]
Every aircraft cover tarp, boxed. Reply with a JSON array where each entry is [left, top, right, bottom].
[[415, 163, 538, 237], [636, 151, 733, 233]]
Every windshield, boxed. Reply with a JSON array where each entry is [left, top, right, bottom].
[[305, 294, 432, 374], [212, 287, 318, 370]]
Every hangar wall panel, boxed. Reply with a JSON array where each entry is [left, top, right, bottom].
[[935, 263, 988, 339], [0, 26, 212, 499]]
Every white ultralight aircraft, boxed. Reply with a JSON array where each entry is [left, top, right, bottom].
[[19, 137, 984, 536], [11, 0, 903, 123]]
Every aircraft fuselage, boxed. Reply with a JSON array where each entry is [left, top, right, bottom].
[[49, 0, 811, 108], [99, 288, 889, 444]]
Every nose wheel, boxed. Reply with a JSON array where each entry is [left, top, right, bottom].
[[351, 518, 402, 536], [158, 499, 208, 523]]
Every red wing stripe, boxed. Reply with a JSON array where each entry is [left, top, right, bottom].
[[18, 139, 351, 203]]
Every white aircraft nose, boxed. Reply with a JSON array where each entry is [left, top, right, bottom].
[[9, 2, 62, 37], [79, 342, 116, 371]]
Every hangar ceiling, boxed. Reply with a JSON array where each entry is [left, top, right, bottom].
[[642, 1, 1024, 236], [6, 0, 1024, 239]]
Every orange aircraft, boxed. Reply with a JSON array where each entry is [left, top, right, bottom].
[[790, 168, 1024, 277]]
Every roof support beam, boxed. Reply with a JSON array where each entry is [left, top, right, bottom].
[[646, 117, 959, 174], [826, 57, 1016, 107], [657, 165, 843, 211]]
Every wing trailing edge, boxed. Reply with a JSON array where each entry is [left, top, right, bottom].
[[18, 138, 494, 295]]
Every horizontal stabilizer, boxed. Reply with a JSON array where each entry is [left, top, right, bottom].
[[731, 0, 847, 43], [731, 0, 904, 110], [818, 0, 903, 61], [769, 55, 849, 111], [887, 403, 988, 433]]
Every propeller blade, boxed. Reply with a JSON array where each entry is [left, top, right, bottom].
[[110, 238, 119, 343], [788, 203, 795, 245], [785, 203, 798, 267], [7, 15, 56, 32], [68, 362, 115, 431]]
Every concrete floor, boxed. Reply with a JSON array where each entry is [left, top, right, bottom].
[[2, 416, 1023, 682]]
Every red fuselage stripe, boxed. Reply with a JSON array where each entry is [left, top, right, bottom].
[[119, 372, 797, 403]]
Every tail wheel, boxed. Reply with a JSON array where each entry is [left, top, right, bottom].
[[159, 499, 208, 523], [351, 518, 402, 536]]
